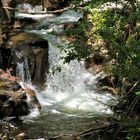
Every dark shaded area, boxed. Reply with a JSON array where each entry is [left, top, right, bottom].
[[0, 93, 29, 118], [0, 47, 12, 70]]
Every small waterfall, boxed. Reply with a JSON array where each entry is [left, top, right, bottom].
[[15, 52, 31, 84], [16, 61, 24, 81], [24, 58, 31, 82], [25, 7, 118, 115]]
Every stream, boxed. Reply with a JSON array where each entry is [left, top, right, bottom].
[[16, 7, 118, 139]]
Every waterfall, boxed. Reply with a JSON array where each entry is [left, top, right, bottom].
[[16, 53, 31, 84], [15, 7, 119, 139], [16, 61, 24, 81], [17, 9, 117, 116], [33, 33, 118, 115]]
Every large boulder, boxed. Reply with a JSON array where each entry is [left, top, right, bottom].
[[0, 69, 41, 118], [0, 92, 29, 118], [0, 69, 29, 118], [7, 31, 49, 89]]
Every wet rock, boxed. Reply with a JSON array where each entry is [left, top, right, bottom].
[[0, 92, 29, 118], [0, 69, 19, 91], [0, 68, 42, 117], [99, 86, 119, 95], [0, 94, 10, 102], [14, 17, 38, 29], [8, 31, 49, 89], [0, 69, 29, 118], [23, 87, 41, 110], [98, 74, 118, 87], [0, 0, 17, 70]]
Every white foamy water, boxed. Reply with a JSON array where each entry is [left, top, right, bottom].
[[16, 13, 54, 20], [35, 33, 117, 115]]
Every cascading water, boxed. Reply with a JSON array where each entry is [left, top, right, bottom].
[[16, 55, 31, 84], [16, 8, 118, 139], [36, 35, 117, 115]]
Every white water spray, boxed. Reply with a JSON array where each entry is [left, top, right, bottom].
[[35, 34, 117, 115]]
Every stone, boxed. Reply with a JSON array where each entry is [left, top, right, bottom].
[[0, 69, 29, 118], [0, 68, 42, 118], [23, 87, 41, 110], [0, 92, 29, 118], [8, 31, 49, 89]]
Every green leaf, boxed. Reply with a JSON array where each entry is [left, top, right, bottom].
[[135, 91, 140, 96]]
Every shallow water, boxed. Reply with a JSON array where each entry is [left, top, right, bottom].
[[19, 105, 112, 139]]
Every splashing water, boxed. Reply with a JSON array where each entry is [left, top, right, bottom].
[[34, 33, 118, 116]]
